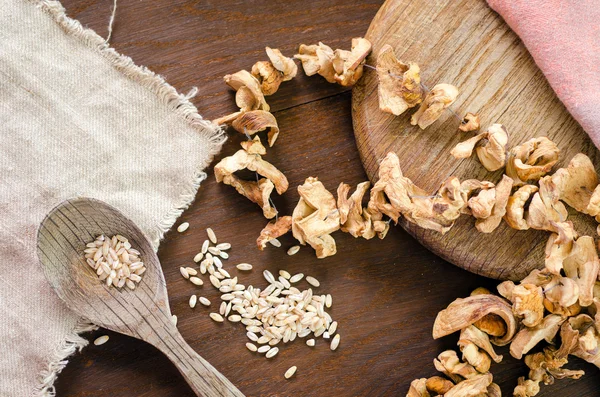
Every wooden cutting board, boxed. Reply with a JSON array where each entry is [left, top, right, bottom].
[[352, 0, 600, 280]]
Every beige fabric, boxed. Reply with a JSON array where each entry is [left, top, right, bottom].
[[0, 0, 224, 395]]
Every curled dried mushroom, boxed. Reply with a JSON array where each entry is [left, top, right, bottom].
[[256, 216, 292, 250], [551, 153, 598, 213], [295, 38, 371, 86], [231, 110, 280, 147], [504, 185, 538, 230], [451, 124, 508, 172], [474, 175, 513, 233], [506, 137, 560, 186], [497, 281, 544, 327], [376, 44, 423, 116], [433, 294, 517, 346], [337, 182, 388, 240], [224, 69, 270, 111], [251, 61, 283, 96], [292, 177, 340, 258], [214, 140, 288, 218], [410, 83, 458, 129], [265, 47, 297, 81]]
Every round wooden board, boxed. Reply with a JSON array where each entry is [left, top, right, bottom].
[[352, 0, 600, 281]]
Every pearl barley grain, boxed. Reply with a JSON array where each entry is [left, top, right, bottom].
[[177, 222, 189, 233], [284, 366, 297, 379], [94, 335, 109, 346], [330, 334, 340, 351]]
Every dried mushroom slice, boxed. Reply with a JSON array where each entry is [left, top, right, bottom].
[[231, 110, 280, 147], [408, 177, 466, 234], [544, 221, 577, 275], [497, 281, 545, 328], [544, 277, 579, 308], [376, 44, 423, 116], [509, 314, 565, 359], [332, 37, 371, 86], [433, 294, 518, 346], [586, 185, 600, 216], [291, 177, 340, 258], [224, 70, 269, 111], [295, 42, 336, 82], [475, 175, 513, 233], [214, 142, 288, 218], [459, 179, 495, 216], [506, 137, 560, 186], [368, 152, 425, 223], [459, 325, 503, 363], [505, 185, 538, 230], [562, 235, 599, 307], [265, 47, 297, 81], [410, 83, 458, 129], [459, 112, 480, 132], [337, 181, 385, 240], [425, 376, 454, 395], [251, 61, 283, 95], [451, 124, 508, 172], [406, 378, 430, 397], [236, 85, 258, 112], [214, 146, 288, 195], [563, 314, 600, 366], [475, 124, 508, 172], [433, 350, 479, 382], [551, 153, 598, 213], [526, 176, 568, 231], [257, 216, 292, 250], [219, 175, 277, 219], [444, 373, 493, 397]]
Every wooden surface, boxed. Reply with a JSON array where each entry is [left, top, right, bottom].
[[352, 0, 600, 281], [38, 198, 243, 396], [53, 0, 600, 396]]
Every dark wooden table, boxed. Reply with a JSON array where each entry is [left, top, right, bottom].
[[55, 0, 599, 395]]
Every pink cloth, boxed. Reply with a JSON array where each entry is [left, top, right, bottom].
[[487, 0, 600, 148]]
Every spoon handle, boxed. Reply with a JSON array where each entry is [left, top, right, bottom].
[[150, 320, 245, 397]]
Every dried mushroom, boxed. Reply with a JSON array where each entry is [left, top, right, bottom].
[[257, 216, 292, 250], [544, 221, 577, 275], [474, 175, 513, 233], [214, 141, 288, 218], [295, 38, 371, 86], [406, 378, 429, 397], [369, 153, 467, 234], [444, 373, 493, 397], [376, 44, 423, 116], [433, 350, 479, 382], [551, 153, 598, 213], [451, 124, 508, 172], [497, 281, 544, 327], [509, 314, 564, 359], [337, 182, 388, 240], [459, 112, 480, 132], [504, 185, 538, 230], [410, 83, 458, 129], [514, 346, 584, 397], [240, 136, 267, 155], [562, 235, 599, 307], [425, 376, 454, 395], [460, 180, 495, 217], [292, 177, 340, 258], [265, 47, 297, 81], [526, 176, 568, 232], [251, 61, 283, 95], [506, 137, 560, 186], [224, 70, 270, 111], [332, 37, 372, 86], [459, 325, 503, 363], [231, 110, 280, 147], [433, 294, 518, 346]]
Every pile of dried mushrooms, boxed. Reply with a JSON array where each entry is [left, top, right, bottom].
[[212, 40, 600, 395]]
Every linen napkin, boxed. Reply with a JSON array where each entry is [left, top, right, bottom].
[[487, 0, 600, 148], [0, 0, 223, 395]]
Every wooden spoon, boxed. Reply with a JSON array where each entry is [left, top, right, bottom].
[[36, 197, 244, 397]]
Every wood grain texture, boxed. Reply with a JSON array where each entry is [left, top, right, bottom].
[[38, 198, 243, 396], [52, 0, 600, 396], [352, 0, 600, 281]]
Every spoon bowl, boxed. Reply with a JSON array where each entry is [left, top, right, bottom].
[[37, 197, 244, 397]]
